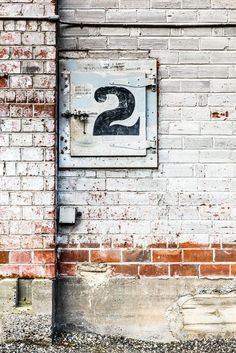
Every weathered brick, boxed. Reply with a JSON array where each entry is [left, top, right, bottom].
[[200, 264, 230, 276], [33, 46, 56, 60], [0, 76, 8, 88], [106, 9, 137, 22], [153, 250, 182, 262], [139, 264, 169, 277], [0, 265, 19, 277], [11, 192, 32, 206], [21, 177, 44, 191], [137, 9, 166, 22], [34, 104, 55, 118], [0, 47, 9, 59], [138, 38, 168, 49], [0, 251, 9, 264], [170, 264, 199, 276], [0, 32, 21, 45], [10, 75, 32, 89], [215, 250, 236, 262], [21, 236, 43, 250], [183, 250, 213, 262], [22, 32, 44, 45], [10, 46, 32, 59], [58, 263, 77, 276], [60, 250, 89, 262], [167, 10, 198, 22], [19, 264, 55, 278], [74, 9, 105, 23], [79, 37, 107, 50], [11, 133, 32, 146], [34, 250, 55, 264], [22, 206, 44, 220], [108, 37, 138, 49], [22, 61, 44, 74], [10, 104, 33, 118], [21, 148, 44, 161], [90, 249, 121, 262], [33, 75, 56, 89], [151, 0, 181, 8], [182, 0, 210, 8], [0, 4, 22, 16], [199, 9, 228, 22], [21, 4, 44, 16], [230, 264, 236, 275], [27, 90, 44, 103], [0, 147, 20, 161], [33, 134, 55, 147], [169, 38, 199, 50], [212, 0, 236, 8], [112, 264, 139, 276], [0, 61, 20, 73], [179, 241, 208, 249], [43, 61, 56, 74], [9, 251, 31, 264], [122, 250, 151, 262], [35, 220, 55, 234]]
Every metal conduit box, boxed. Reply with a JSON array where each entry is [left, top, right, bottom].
[[59, 59, 158, 168]]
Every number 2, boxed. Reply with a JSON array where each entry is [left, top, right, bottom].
[[93, 86, 140, 136]]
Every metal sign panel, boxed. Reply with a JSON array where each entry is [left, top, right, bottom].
[[59, 59, 158, 168], [70, 72, 146, 157]]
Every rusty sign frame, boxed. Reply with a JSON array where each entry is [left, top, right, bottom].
[[59, 59, 158, 169]]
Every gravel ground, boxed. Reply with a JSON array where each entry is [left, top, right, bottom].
[[1, 333, 236, 353]]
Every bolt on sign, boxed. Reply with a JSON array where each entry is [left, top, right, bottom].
[[59, 59, 158, 168]]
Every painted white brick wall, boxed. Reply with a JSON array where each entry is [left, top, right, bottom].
[[58, 1, 236, 249]]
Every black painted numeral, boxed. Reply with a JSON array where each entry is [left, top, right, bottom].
[[93, 86, 139, 136]]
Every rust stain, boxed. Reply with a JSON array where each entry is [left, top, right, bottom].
[[211, 111, 229, 119]]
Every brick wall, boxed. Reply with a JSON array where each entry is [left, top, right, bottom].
[[58, 0, 236, 278], [0, 0, 57, 278]]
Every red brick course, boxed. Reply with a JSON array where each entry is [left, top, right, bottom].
[[56, 243, 236, 278]]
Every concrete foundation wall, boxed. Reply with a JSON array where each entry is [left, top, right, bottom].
[[56, 275, 236, 342]]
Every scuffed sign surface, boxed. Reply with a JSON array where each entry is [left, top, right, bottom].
[[70, 72, 146, 157]]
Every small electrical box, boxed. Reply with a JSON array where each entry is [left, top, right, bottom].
[[59, 207, 76, 224], [59, 59, 158, 168]]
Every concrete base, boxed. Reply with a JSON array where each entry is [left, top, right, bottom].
[[0, 279, 54, 344], [2, 275, 236, 343], [55, 273, 236, 342]]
